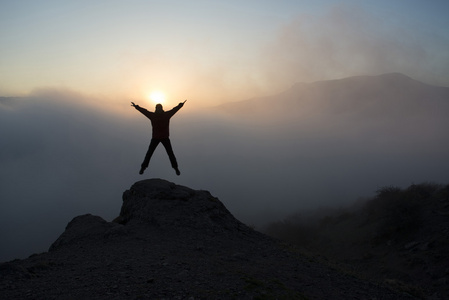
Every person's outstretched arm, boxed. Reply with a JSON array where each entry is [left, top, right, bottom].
[[131, 102, 153, 119], [167, 100, 186, 117]]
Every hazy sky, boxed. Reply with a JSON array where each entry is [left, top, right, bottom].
[[1, 0, 449, 106]]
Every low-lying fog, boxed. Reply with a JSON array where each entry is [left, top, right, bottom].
[[1, 74, 448, 262]]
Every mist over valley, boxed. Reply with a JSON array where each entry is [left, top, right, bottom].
[[1, 73, 448, 262]]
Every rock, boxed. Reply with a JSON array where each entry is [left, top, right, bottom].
[[117, 179, 251, 233], [0, 179, 417, 299], [50, 179, 252, 252], [49, 214, 124, 251]]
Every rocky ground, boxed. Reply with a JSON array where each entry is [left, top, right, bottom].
[[0, 179, 417, 299]]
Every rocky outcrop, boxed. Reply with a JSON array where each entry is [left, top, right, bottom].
[[49, 214, 124, 252], [0, 179, 416, 299], [49, 179, 253, 253], [116, 179, 251, 233]]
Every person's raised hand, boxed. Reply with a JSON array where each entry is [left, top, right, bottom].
[[131, 102, 137, 107]]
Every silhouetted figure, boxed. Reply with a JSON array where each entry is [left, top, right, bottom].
[[131, 100, 186, 176]]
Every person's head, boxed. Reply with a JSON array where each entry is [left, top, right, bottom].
[[155, 104, 164, 113]]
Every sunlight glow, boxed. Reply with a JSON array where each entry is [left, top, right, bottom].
[[148, 91, 166, 105]]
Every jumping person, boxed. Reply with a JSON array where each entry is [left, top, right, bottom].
[[131, 100, 186, 175]]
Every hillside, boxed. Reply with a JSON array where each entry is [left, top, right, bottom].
[[216, 73, 449, 140], [264, 182, 449, 299], [217, 73, 449, 119], [0, 179, 416, 299]]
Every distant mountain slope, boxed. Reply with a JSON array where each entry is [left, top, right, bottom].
[[217, 73, 449, 124], [264, 182, 449, 299], [0, 179, 415, 299], [215, 72, 449, 160]]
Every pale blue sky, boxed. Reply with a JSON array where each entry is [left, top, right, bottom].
[[1, 0, 448, 105]]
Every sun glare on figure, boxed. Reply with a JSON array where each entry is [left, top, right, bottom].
[[148, 91, 166, 105]]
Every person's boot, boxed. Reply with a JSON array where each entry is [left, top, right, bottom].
[[175, 167, 181, 176], [139, 167, 145, 175]]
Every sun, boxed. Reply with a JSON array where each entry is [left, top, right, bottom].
[[148, 91, 166, 105]]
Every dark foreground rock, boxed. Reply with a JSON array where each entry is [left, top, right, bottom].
[[0, 179, 416, 299]]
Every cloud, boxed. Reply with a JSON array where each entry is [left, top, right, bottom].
[[260, 4, 449, 87]]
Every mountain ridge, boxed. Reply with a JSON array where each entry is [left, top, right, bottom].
[[216, 72, 449, 120]]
